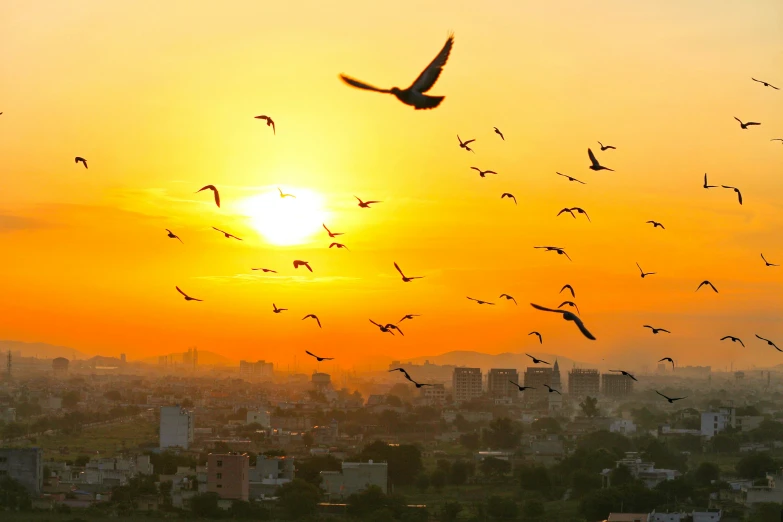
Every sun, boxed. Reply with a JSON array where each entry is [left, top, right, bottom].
[[239, 188, 328, 246]]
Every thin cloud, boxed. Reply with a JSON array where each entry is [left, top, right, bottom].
[[0, 214, 48, 232]]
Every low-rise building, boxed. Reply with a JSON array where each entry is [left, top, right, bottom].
[[320, 461, 387, 499], [0, 448, 43, 494], [207, 453, 249, 501]]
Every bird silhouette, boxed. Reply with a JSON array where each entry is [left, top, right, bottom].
[[772, 138, 783, 144], [646, 221, 665, 229], [470, 167, 497, 177], [176, 286, 202, 302], [388, 368, 409, 375], [323, 224, 344, 238], [355, 196, 381, 208], [636, 262, 656, 278], [329, 242, 350, 251], [659, 357, 675, 369], [339, 33, 454, 110], [165, 229, 183, 243], [197, 185, 220, 207], [644, 325, 671, 334], [761, 253, 779, 267], [544, 384, 561, 395], [398, 314, 420, 323], [74, 157, 88, 169], [212, 227, 242, 240], [467, 297, 495, 305], [610, 369, 638, 381], [556, 172, 586, 184], [278, 187, 295, 198], [751, 78, 779, 90], [703, 174, 717, 189], [721, 185, 743, 205], [598, 141, 616, 151], [370, 319, 395, 335], [696, 280, 718, 293], [509, 381, 534, 391], [530, 303, 596, 340], [558, 301, 580, 314], [458, 135, 476, 152], [570, 207, 591, 222], [499, 294, 517, 305], [272, 303, 287, 314], [403, 372, 432, 388], [254, 115, 275, 134], [394, 262, 423, 282], [734, 117, 760, 129], [385, 323, 405, 336], [720, 336, 744, 347], [526, 353, 550, 365], [656, 391, 687, 403], [560, 284, 576, 298], [587, 148, 614, 171], [293, 260, 313, 272], [305, 350, 332, 361], [494, 127, 505, 140], [756, 334, 780, 352], [535, 246, 572, 261], [557, 208, 576, 219], [528, 332, 543, 344], [302, 314, 322, 328], [500, 193, 517, 205], [252, 268, 277, 273]]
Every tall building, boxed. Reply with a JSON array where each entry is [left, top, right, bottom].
[[159, 406, 194, 450], [487, 369, 519, 398], [421, 383, 446, 405], [0, 448, 43, 494], [568, 368, 600, 397], [120, 353, 126, 363], [523, 367, 553, 403], [601, 373, 634, 397], [549, 360, 563, 412], [312, 372, 332, 391], [182, 348, 198, 371], [452, 368, 483, 403], [52, 357, 69, 376], [700, 407, 736, 439], [208, 453, 249, 501], [239, 360, 274, 379]]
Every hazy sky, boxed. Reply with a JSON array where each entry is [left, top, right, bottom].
[[1, 0, 781, 372]]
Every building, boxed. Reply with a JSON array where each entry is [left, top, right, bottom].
[[52, 357, 69, 375], [700, 407, 764, 439], [487, 369, 519, 399], [420, 383, 446, 405], [0, 448, 43, 494], [602, 452, 680, 489], [452, 368, 483, 403], [602, 373, 634, 397], [311, 372, 332, 391], [607, 514, 649, 522], [120, 353, 126, 363], [675, 366, 711, 379], [568, 368, 600, 397], [159, 406, 194, 450], [320, 461, 388, 499], [610, 419, 637, 435], [252, 455, 294, 482], [207, 453, 249, 501], [523, 367, 553, 404], [549, 360, 563, 412], [182, 347, 198, 371], [239, 360, 274, 379], [246, 410, 271, 428]]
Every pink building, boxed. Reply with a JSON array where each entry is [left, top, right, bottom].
[[207, 453, 249, 501]]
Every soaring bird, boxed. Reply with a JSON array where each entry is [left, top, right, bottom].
[[355, 196, 381, 208], [659, 357, 674, 368], [528, 332, 543, 344], [772, 138, 783, 144], [254, 115, 275, 134], [197, 185, 220, 207], [385, 323, 405, 336], [656, 391, 687, 403], [252, 268, 277, 273], [398, 314, 420, 323], [703, 174, 717, 189], [302, 314, 322, 328], [339, 33, 454, 110], [403, 372, 432, 388], [587, 148, 614, 171], [696, 280, 718, 293], [212, 227, 242, 240], [323, 224, 343, 238], [535, 246, 572, 261], [556, 172, 586, 184], [720, 335, 744, 347], [499, 294, 517, 305], [721, 185, 743, 205], [644, 325, 671, 334], [166, 229, 183, 243], [646, 221, 665, 229], [560, 284, 576, 298], [494, 127, 505, 140], [74, 157, 88, 169], [526, 353, 549, 365], [610, 369, 638, 381], [751, 78, 779, 90], [278, 187, 295, 198], [394, 262, 423, 282], [761, 253, 779, 267], [509, 381, 534, 392], [329, 242, 350, 251], [458, 135, 476, 152], [734, 117, 760, 129], [272, 303, 287, 314], [558, 301, 580, 314], [544, 384, 561, 395], [293, 260, 313, 272], [370, 319, 395, 335], [389, 368, 409, 375], [305, 350, 332, 361], [176, 286, 202, 302], [530, 303, 596, 340], [756, 334, 780, 352], [570, 207, 591, 222], [467, 297, 494, 305], [501, 193, 517, 205], [636, 262, 656, 278], [598, 141, 616, 151], [470, 167, 496, 177], [557, 208, 576, 219]]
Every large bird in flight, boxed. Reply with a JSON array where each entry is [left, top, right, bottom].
[[254, 115, 275, 134], [558, 301, 580, 314], [499, 294, 517, 305], [656, 391, 687, 403], [302, 314, 322, 328], [501, 193, 517, 205], [272, 303, 287, 314], [597, 141, 616, 151], [305, 350, 332, 361], [530, 303, 596, 340], [761, 253, 779, 267], [467, 297, 494, 305], [636, 262, 656, 278], [556, 172, 586, 184], [278, 187, 295, 199], [370, 319, 395, 335], [494, 127, 505, 140], [526, 353, 549, 364], [734, 117, 760, 129], [323, 224, 344, 238], [403, 372, 432, 388], [528, 332, 543, 344], [696, 280, 718, 293], [355, 196, 381, 208], [197, 185, 220, 207], [293, 260, 313, 272], [646, 221, 665, 229], [644, 325, 670, 334], [720, 335, 744, 347], [756, 334, 780, 352], [166, 229, 183, 243], [339, 33, 454, 110], [659, 357, 674, 368], [74, 157, 88, 169], [535, 246, 572, 261], [394, 262, 423, 282], [399, 314, 420, 323], [544, 384, 561, 395], [751, 78, 779, 90], [176, 286, 202, 302], [703, 174, 717, 189], [252, 268, 277, 273], [587, 148, 613, 171], [329, 242, 350, 251], [560, 284, 575, 298], [470, 167, 496, 177], [721, 185, 743, 205], [509, 381, 534, 392], [212, 227, 242, 240], [458, 135, 476, 152], [610, 369, 638, 381]]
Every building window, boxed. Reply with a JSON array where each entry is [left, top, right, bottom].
[[216, 473, 222, 479], [217, 484, 222, 488], [217, 460, 223, 467]]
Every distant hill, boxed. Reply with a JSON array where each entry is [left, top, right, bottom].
[[140, 350, 234, 367], [395, 350, 596, 371], [0, 340, 88, 360]]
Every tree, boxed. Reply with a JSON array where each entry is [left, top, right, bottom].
[[440, 501, 462, 522], [570, 469, 601, 498], [430, 469, 447, 491], [62, 390, 80, 409], [346, 485, 388, 518], [0, 478, 32, 511], [736, 453, 777, 479], [641, 439, 687, 472], [74, 455, 90, 467], [459, 432, 480, 451], [449, 459, 474, 486], [749, 502, 783, 522], [190, 492, 221, 518], [276, 479, 320, 519], [358, 441, 423, 487], [522, 498, 546, 521], [580, 396, 600, 417], [388, 383, 413, 400], [693, 461, 720, 487], [386, 395, 403, 407], [480, 457, 511, 480], [530, 417, 562, 434], [750, 419, 783, 442], [580, 488, 623, 522], [711, 434, 740, 453], [415, 473, 430, 492], [482, 417, 522, 450], [104, 390, 122, 402], [294, 455, 341, 486], [302, 432, 314, 447], [516, 465, 552, 498], [486, 496, 518, 520], [609, 464, 636, 487], [577, 430, 631, 457]]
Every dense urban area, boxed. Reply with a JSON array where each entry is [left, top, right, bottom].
[[2, 349, 783, 522]]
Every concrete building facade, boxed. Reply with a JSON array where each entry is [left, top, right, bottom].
[[207, 453, 249, 501], [487, 369, 519, 399], [159, 406, 194, 450], [420, 383, 446, 405], [523, 367, 553, 403], [320, 461, 388, 499], [568, 368, 600, 397], [0, 448, 43, 494], [601, 373, 635, 397], [452, 368, 483, 403]]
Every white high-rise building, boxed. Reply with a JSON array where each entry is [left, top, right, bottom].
[[452, 368, 483, 403], [160, 406, 194, 450]]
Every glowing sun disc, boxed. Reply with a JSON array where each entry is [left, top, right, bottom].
[[239, 188, 328, 246]]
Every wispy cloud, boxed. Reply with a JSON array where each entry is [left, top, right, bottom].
[[0, 214, 48, 232]]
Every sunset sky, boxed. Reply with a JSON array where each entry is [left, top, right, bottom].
[[1, 0, 781, 372]]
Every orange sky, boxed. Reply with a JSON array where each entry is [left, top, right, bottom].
[[0, 0, 781, 372]]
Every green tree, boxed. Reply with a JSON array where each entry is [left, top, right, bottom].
[[440, 501, 462, 522], [190, 492, 221, 518], [749, 502, 783, 522], [0, 478, 32, 510], [577, 430, 631, 457], [580, 488, 623, 522], [580, 396, 600, 417], [430, 469, 447, 491], [693, 461, 720, 487], [736, 453, 777, 479], [530, 417, 562, 434], [448, 459, 474, 485], [486, 496, 518, 520], [386, 394, 403, 407], [276, 479, 320, 519], [295, 455, 342, 486], [570, 469, 601, 498], [358, 441, 422, 487], [482, 417, 522, 450], [62, 390, 80, 409], [522, 498, 546, 521], [479, 457, 511, 480], [711, 433, 740, 453], [609, 464, 636, 487], [415, 473, 430, 492], [516, 465, 552, 498], [346, 485, 387, 518], [74, 455, 90, 467], [302, 432, 314, 447], [104, 390, 122, 402], [750, 419, 783, 442], [459, 432, 481, 451]]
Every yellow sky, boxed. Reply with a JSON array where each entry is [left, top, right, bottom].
[[0, 0, 781, 372]]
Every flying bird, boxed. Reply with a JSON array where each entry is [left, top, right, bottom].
[[302, 314, 322, 328], [560, 284, 575, 298], [658, 357, 674, 368], [598, 141, 616, 151], [703, 174, 717, 189], [528, 332, 543, 344], [499, 294, 517, 305], [176, 286, 202, 302], [761, 253, 779, 267], [530, 303, 596, 340], [543, 384, 561, 395], [458, 135, 476, 152], [339, 33, 454, 110], [656, 391, 687, 403], [771, 138, 783, 144], [556, 172, 586, 184], [272, 303, 287, 314], [610, 369, 638, 381], [278, 187, 295, 198], [329, 242, 350, 251], [293, 260, 313, 272], [305, 350, 332, 361], [734, 117, 760, 129], [323, 224, 344, 238], [212, 227, 242, 240], [494, 127, 505, 140], [696, 280, 718, 293], [636, 262, 656, 278], [389, 368, 409, 375], [370, 319, 395, 335], [526, 353, 549, 365], [557, 208, 576, 219], [165, 229, 183, 243], [756, 334, 780, 352], [644, 325, 670, 334], [558, 301, 580, 314], [751, 78, 779, 90], [720, 336, 744, 347], [509, 381, 534, 392], [252, 268, 277, 273], [254, 115, 275, 134], [398, 314, 420, 323], [500, 193, 517, 205], [74, 157, 88, 169], [570, 207, 591, 222], [467, 297, 494, 305], [403, 372, 432, 388], [535, 246, 572, 261], [385, 323, 405, 336], [197, 185, 221, 207], [587, 148, 614, 171], [394, 262, 423, 282], [646, 221, 665, 229], [355, 196, 381, 208], [470, 167, 496, 177], [721, 185, 743, 205]]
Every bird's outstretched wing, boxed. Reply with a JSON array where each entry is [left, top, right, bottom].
[[393, 262, 405, 277], [571, 315, 596, 340], [530, 303, 563, 314], [305, 351, 317, 358], [176, 286, 187, 297], [656, 391, 670, 400], [339, 74, 390, 93], [734, 117, 742, 124], [463, 139, 475, 145], [587, 148, 600, 168], [409, 33, 454, 93]]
